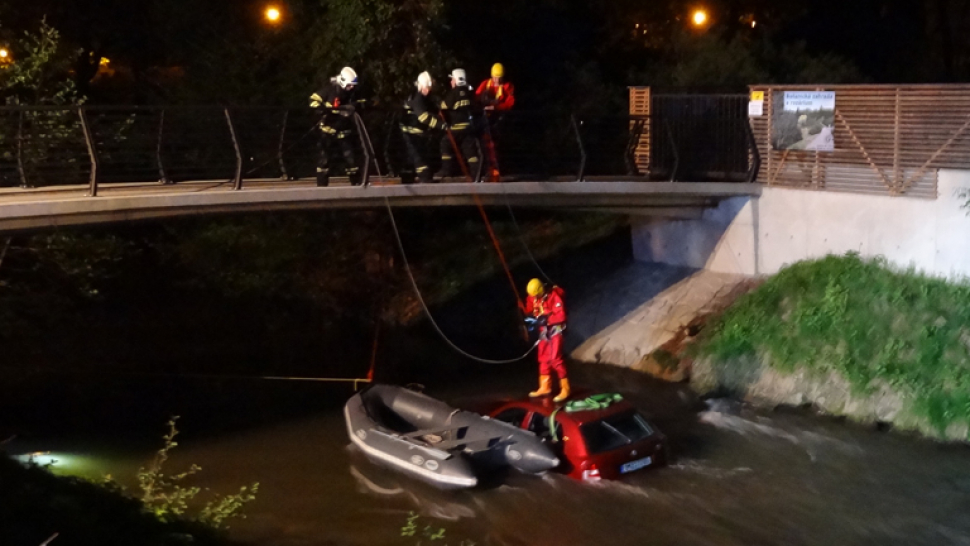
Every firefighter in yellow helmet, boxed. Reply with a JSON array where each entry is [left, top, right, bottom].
[[522, 278, 570, 402], [475, 63, 515, 182], [475, 63, 515, 111]]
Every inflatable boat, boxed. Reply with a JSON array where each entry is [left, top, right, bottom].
[[344, 384, 559, 489]]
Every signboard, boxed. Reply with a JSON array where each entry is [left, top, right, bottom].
[[748, 90, 765, 117], [771, 91, 835, 151]]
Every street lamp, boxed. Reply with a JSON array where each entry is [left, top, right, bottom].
[[692, 9, 708, 26], [265, 6, 282, 23]]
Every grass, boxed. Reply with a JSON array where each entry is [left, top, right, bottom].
[[692, 253, 970, 435], [0, 454, 228, 546]]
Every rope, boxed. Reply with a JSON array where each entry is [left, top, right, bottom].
[[383, 195, 537, 365], [357, 115, 536, 365], [0, 366, 373, 389], [443, 119, 554, 286], [500, 191, 555, 284], [443, 119, 521, 300]]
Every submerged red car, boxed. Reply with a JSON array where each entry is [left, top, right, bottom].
[[487, 393, 667, 481]]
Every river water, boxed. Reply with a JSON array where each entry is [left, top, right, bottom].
[[9, 357, 970, 546]]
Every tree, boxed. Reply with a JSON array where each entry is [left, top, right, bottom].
[[309, 0, 455, 103], [0, 18, 80, 105]]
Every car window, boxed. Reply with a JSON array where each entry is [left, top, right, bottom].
[[579, 411, 654, 454], [527, 412, 563, 441], [493, 408, 527, 428]]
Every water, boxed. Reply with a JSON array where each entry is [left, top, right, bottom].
[[9, 361, 970, 546]]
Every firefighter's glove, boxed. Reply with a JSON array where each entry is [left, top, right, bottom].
[[441, 122, 451, 132], [523, 316, 539, 332], [337, 105, 356, 117], [536, 315, 549, 328]]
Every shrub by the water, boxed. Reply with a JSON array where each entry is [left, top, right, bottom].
[[693, 253, 970, 435], [0, 454, 228, 546]]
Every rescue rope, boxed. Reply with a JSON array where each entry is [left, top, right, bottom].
[[500, 191, 555, 284], [383, 195, 537, 365], [445, 123, 529, 343], [0, 366, 373, 389], [356, 115, 537, 365], [443, 120, 553, 286]]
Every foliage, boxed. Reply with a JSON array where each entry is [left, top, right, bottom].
[[137, 416, 258, 528], [692, 254, 970, 434], [310, 0, 455, 103], [638, 30, 864, 88], [0, 18, 81, 105], [401, 512, 476, 546], [0, 453, 227, 545]]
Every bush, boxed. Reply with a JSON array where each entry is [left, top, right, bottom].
[[693, 254, 970, 434]]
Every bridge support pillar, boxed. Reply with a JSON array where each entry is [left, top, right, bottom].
[[632, 171, 970, 280], [630, 195, 760, 276]]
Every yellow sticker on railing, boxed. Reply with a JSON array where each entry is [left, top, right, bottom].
[[750, 91, 765, 102]]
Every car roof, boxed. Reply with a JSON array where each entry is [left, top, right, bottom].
[[497, 394, 638, 426]]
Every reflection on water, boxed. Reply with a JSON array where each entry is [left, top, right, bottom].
[[8, 362, 970, 546]]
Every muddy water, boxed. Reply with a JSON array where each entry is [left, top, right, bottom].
[[11, 360, 970, 546]]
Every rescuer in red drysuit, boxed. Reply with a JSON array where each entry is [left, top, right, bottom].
[[475, 63, 515, 181], [522, 278, 570, 402], [475, 63, 515, 112]]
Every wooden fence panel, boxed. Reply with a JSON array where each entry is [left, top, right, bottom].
[[747, 84, 970, 199]]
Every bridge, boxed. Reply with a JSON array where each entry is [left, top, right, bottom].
[[0, 105, 760, 232]]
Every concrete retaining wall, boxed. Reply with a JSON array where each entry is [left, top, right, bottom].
[[632, 170, 970, 279]]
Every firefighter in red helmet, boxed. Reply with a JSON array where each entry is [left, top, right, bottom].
[[523, 278, 570, 402]]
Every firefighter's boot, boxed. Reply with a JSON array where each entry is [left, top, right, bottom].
[[553, 378, 571, 402], [529, 375, 552, 397]]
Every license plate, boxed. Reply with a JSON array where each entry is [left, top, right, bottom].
[[620, 456, 652, 474]]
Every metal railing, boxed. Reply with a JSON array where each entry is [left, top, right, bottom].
[[0, 105, 761, 194]]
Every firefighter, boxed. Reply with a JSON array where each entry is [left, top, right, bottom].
[[522, 278, 570, 402], [400, 71, 447, 184], [436, 68, 480, 180], [309, 67, 366, 187], [475, 63, 515, 181], [475, 63, 515, 112]]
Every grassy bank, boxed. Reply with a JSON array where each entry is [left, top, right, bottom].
[[0, 454, 231, 546], [692, 254, 970, 436]]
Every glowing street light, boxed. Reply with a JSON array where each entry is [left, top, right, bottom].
[[265, 6, 282, 23], [692, 9, 708, 26]]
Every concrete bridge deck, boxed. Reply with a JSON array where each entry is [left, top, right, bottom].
[[0, 180, 761, 232]]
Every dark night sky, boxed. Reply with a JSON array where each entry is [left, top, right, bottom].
[[3, 0, 970, 103]]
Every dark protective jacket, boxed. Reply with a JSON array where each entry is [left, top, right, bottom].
[[439, 85, 475, 130], [309, 81, 366, 135], [401, 92, 444, 135]]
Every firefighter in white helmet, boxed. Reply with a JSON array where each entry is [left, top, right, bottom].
[[309, 66, 366, 186], [435, 68, 480, 180], [399, 71, 447, 184]]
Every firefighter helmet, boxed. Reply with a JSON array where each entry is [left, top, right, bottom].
[[337, 67, 358, 88], [491, 63, 504, 79], [526, 278, 544, 297], [450, 68, 467, 86], [416, 71, 433, 90]]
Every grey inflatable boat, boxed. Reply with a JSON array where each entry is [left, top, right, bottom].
[[345, 384, 559, 489]]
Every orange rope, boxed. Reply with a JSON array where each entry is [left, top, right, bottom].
[[444, 124, 523, 305], [367, 319, 380, 382]]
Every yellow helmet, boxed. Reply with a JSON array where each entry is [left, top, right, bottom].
[[491, 63, 504, 79], [526, 278, 544, 297]]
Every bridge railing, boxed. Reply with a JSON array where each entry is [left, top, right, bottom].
[[0, 106, 760, 193]]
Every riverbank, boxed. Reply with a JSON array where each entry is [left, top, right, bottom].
[[576, 254, 970, 443]]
